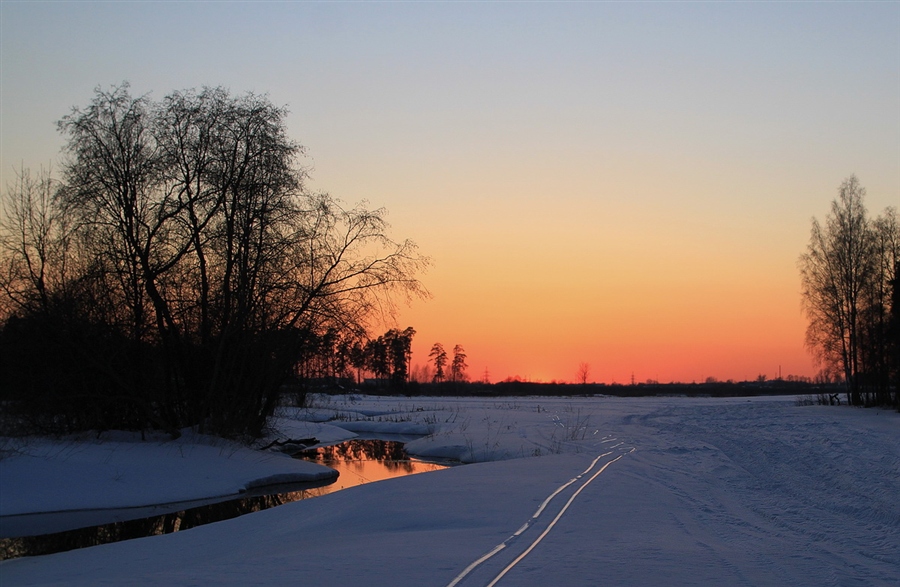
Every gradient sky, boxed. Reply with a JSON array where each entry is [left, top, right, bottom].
[[2, 2, 898, 384]]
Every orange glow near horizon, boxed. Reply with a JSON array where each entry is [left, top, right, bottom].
[[394, 226, 818, 385], [2, 1, 896, 386], [403, 300, 815, 385], [372, 157, 839, 386]]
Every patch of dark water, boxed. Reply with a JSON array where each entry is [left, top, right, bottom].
[[0, 480, 332, 561], [0, 439, 448, 560]]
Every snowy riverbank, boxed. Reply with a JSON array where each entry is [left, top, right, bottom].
[[2, 395, 898, 586]]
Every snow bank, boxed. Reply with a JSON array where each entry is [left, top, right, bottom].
[[0, 430, 336, 517]]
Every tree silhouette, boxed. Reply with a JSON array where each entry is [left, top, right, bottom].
[[577, 362, 590, 385], [352, 327, 417, 387], [0, 83, 428, 436], [450, 344, 468, 383], [386, 327, 416, 386], [429, 342, 448, 383], [799, 176, 899, 406]]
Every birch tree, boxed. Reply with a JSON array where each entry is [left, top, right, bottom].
[[799, 176, 898, 406]]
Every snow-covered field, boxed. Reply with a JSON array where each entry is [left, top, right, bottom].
[[1, 394, 898, 586]]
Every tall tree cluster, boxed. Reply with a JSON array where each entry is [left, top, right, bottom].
[[290, 326, 416, 388], [428, 343, 467, 383], [0, 84, 427, 437], [356, 327, 417, 386], [799, 176, 899, 407]]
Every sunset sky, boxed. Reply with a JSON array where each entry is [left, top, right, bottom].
[[2, 2, 898, 384]]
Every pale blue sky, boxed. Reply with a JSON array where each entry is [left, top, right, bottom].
[[2, 1, 899, 381], [4, 2, 897, 188]]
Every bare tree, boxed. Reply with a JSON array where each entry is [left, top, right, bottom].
[[0, 83, 428, 437], [0, 166, 70, 319], [409, 362, 433, 384], [0, 161, 150, 433], [577, 362, 591, 385], [799, 176, 898, 406]]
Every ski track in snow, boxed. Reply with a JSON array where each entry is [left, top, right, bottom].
[[446, 439, 634, 587]]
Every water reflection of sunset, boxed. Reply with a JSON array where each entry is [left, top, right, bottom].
[[297, 440, 448, 492]]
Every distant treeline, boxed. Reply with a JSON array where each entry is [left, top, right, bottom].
[[308, 378, 842, 399]]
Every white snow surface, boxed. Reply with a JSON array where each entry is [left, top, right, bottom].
[[0, 429, 340, 517], [2, 394, 898, 586]]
